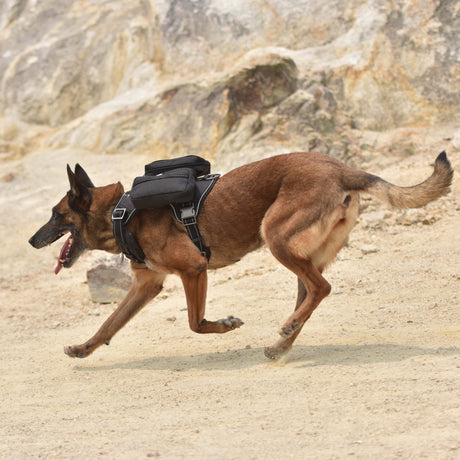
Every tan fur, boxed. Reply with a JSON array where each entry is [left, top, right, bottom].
[[29, 151, 453, 360]]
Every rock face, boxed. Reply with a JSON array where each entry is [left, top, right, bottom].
[[0, 0, 459, 163]]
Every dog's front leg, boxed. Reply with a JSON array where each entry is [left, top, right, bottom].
[[181, 266, 244, 333], [64, 266, 166, 358]]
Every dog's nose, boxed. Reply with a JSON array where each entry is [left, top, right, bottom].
[[29, 234, 39, 248]]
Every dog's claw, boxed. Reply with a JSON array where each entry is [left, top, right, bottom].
[[217, 316, 244, 329], [64, 346, 75, 357]]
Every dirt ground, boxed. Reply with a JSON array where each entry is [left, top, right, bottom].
[[0, 134, 459, 459]]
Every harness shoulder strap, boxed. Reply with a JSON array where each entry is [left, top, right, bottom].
[[112, 193, 146, 264], [177, 203, 210, 261], [170, 174, 220, 261]]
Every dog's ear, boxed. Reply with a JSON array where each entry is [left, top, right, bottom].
[[67, 164, 93, 212], [74, 163, 95, 188]]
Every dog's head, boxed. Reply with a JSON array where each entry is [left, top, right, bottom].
[[29, 164, 123, 274]]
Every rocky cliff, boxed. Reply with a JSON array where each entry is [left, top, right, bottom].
[[0, 0, 459, 166]]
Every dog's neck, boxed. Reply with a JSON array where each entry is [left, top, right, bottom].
[[88, 182, 125, 254]]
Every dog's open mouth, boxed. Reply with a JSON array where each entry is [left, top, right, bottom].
[[55, 233, 73, 275]]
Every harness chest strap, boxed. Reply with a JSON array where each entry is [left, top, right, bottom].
[[112, 193, 145, 264]]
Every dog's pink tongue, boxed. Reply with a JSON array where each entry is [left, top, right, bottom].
[[55, 235, 72, 275], [54, 260, 63, 275]]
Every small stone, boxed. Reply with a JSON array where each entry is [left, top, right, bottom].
[[360, 211, 387, 229], [451, 129, 460, 150], [0, 172, 15, 182], [361, 244, 379, 255]]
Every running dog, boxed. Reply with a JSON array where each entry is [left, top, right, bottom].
[[29, 151, 453, 359]]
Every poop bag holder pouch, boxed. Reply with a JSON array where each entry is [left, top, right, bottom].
[[130, 168, 196, 209]]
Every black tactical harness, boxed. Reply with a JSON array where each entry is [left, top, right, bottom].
[[111, 156, 220, 264]]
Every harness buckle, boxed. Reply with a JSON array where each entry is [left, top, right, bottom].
[[180, 206, 197, 225], [205, 173, 221, 180], [112, 208, 126, 220]]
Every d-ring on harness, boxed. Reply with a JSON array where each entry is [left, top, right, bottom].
[[112, 155, 220, 264]]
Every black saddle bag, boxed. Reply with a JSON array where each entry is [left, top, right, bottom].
[[144, 155, 210, 177], [130, 168, 196, 209], [113, 154, 219, 262]]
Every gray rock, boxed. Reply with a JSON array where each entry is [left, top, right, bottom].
[[87, 256, 133, 304]]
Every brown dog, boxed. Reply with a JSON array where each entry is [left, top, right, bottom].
[[29, 151, 453, 360]]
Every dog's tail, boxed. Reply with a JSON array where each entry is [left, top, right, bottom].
[[342, 151, 453, 208]]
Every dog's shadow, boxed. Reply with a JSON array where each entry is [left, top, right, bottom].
[[74, 343, 459, 372]]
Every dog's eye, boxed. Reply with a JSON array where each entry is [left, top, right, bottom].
[[52, 207, 64, 220]]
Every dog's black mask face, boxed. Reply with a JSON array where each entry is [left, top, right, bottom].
[[28, 164, 94, 274]]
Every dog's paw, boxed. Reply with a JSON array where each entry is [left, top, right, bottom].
[[264, 346, 283, 360], [217, 316, 244, 330], [264, 345, 290, 361], [64, 344, 91, 358]]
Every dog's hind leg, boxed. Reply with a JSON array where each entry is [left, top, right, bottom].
[[262, 193, 359, 360], [181, 265, 244, 333], [296, 277, 308, 307], [266, 277, 310, 358], [264, 254, 331, 360], [64, 266, 166, 358]]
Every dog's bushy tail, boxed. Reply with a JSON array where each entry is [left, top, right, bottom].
[[343, 152, 453, 208]]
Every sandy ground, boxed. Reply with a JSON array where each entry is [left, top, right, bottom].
[[0, 138, 459, 459]]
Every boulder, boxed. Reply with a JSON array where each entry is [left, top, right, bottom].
[[87, 256, 133, 304]]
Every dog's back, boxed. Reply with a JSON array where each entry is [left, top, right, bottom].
[[199, 151, 453, 270]]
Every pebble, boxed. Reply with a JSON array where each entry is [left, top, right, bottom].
[[451, 129, 460, 150], [397, 208, 439, 226], [359, 211, 389, 229], [361, 244, 379, 255]]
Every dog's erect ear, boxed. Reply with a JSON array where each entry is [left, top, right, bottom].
[[67, 164, 93, 212], [67, 164, 77, 192], [75, 163, 95, 188]]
